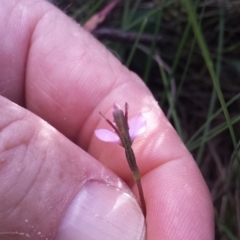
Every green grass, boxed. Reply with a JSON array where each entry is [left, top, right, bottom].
[[55, 0, 240, 239]]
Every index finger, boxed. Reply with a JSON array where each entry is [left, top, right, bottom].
[[0, 0, 214, 239]]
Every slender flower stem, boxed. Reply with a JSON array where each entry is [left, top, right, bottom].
[[136, 179, 146, 217], [98, 103, 147, 217], [124, 146, 146, 217]]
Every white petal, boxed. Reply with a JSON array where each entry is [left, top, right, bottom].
[[128, 114, 146, 141], [95, 129, 120, 143], [113, 103, 122, 112]]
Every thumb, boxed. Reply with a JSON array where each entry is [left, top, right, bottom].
[[55, 181, 145, 240], [0, 97, 146, 240]]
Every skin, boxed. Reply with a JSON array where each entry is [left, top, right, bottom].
[[0, 0, 214, 239]]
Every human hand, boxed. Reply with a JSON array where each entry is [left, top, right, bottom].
[[0, 0, 214, 239]]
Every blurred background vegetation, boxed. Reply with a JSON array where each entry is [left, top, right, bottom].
[[51, 0, 240, 239]]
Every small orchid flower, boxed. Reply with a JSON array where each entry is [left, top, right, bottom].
[[95, 103, 147, 217]]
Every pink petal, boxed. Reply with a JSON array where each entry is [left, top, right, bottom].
[[128, 114, 146, 141], [95, 129, 121, 144]]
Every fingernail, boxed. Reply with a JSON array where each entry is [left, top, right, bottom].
[[55, 181, 146, 240]]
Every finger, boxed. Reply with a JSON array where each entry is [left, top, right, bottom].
[[0, 1, 214, 239], [0, 0, 152, 145], [0, 96, 146, 240], [0, 0, 195, 181]]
